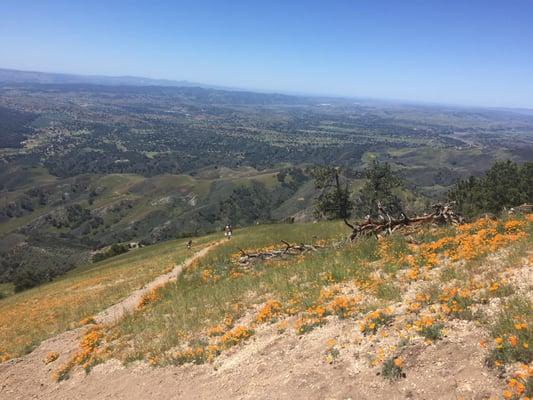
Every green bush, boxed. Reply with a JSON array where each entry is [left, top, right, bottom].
[[381, 356, 405, 380], [12, 266, 49, 292], [93, 243, 129, 262], [419, 323, 444, 341]]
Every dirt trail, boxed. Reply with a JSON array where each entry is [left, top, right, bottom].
[[0, 241, 224, 400], [95, 240, 224, 325]]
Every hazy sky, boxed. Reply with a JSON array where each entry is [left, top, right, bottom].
[[1, 0, 532, 108]]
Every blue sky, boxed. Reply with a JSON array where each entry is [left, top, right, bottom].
[[1, 0, 532, 108]]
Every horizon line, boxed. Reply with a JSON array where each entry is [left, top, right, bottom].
[[1, 65, 532, 112]]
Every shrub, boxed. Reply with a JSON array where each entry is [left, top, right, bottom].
[[220, 326, 254, 348], [327, 296, 358, 319], [419, 323, 444, 341], [255, 300, 283, 323], [12, 266, 48, 292], [295, 306, 328, 334], [93, 243, 129, 262], [169, 347, 207, 366], [359, 309, 393, 335], [381, 356, 405, 380]]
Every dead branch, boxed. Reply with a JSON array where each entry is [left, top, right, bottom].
[[238, 240, 325, 266], [344, 219, 356, 230], [345, 201, 464, 242]]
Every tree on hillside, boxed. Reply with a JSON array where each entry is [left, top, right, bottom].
[[448, 160, 533, 218], [219, 181, 273, 225], [92, 243, 129, 263], [356, 161, 403, 218], [12, 264, 49, 292], [311, 167, 353, 220]]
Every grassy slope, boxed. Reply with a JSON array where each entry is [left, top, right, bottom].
[[0, 233, 218, 360], [0, 283, 14, 298], [84, 214, 532, 380], [109, 221, 347, 361], [2, 214, 531, 399]]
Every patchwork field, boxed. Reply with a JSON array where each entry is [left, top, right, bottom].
[[2, 83, 533, 300]]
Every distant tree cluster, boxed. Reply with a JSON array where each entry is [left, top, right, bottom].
[[0, 106, 36, 148], [1, 244, 79, 293], [448, 160, 533, 218], [310, 166, 353, 219], [312, 161, 404, 220], [92, 243, 129, 262], [219, 181, 273, 224], [11, 264, 50, 293], [356, 161, 403, 218]]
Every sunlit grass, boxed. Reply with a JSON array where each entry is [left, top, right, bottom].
[[107, 221, 352, 362], [0, 283, 14, 299], [100, 214, 533, 370], [0, 234, 217, 361], [3, 210, 532, 391]]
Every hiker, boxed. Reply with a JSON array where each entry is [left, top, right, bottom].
[[224, 224, 233, 240], [186, 240, 192, 250]]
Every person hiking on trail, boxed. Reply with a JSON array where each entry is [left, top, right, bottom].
[[224, 224, 233, 240], [186, 239, 192, 250]]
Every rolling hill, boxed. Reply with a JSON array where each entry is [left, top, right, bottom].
[[1, 78, 532, 292]]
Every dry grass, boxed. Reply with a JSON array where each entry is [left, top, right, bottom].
[[84, 213, 533, 382], [4, 210, 531, 398], [0, 235, 216, 361], [98, 221, 348, 364], [69, 212, 532, 376]]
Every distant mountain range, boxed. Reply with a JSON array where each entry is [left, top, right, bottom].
[[2, 67, 532, 114], [0, 67, 234, 90]]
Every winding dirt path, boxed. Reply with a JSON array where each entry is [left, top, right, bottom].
[[0, 240, 224, 400], [94, 240, 224, 325]]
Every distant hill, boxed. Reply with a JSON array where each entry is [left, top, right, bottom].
[[0, 67, 232, 90]]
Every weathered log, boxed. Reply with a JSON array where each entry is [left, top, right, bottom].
[[345, 202, 464, 242], [238, 240, 324, 266]]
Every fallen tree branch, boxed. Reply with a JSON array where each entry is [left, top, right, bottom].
[[238, 240, 325, 266], [345, 202, 464, 241]]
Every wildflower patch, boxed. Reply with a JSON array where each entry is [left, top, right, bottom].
[[359, 308, 393, 335], [255, 300, 283, 324]]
